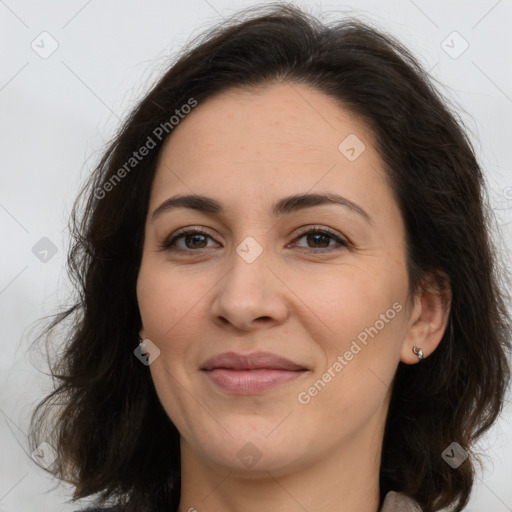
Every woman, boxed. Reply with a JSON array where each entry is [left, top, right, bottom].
[[29, 4, 511, 512]]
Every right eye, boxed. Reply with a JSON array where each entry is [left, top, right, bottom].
[[160, 228, 220, 252]]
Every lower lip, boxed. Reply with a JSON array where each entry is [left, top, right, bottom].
[[203, 368, 307, 395]]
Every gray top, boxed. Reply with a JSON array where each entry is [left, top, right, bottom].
[[381, 491, 423, 511]]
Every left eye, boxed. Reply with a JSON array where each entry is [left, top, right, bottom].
[[292, 228, 348, 251], [161, 227, 348, 252]]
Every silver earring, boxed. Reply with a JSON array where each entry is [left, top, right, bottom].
[[412, 346, 424, 361]]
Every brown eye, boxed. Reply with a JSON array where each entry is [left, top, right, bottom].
[[161, 229, 218, 252], [161, 226, 348, 254], [292, 227, 348, 252]]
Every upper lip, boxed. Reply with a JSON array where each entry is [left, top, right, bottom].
[[201, 351, 306, 371]]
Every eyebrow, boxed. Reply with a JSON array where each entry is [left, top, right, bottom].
[[151, 192, 373, 225]]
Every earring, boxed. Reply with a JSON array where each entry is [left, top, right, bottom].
[[412, 346, 424, 361]]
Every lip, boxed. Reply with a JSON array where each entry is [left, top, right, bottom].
[[201, 351, 306, 371], [201, 351, 308, 395]]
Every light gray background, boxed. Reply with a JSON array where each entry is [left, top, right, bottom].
[[1, 1, 511, 511]]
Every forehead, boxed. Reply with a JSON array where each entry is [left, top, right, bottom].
[[149, 82, 390, 221], [158, 82, 372, 163]]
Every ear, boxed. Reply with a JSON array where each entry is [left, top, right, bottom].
[[138, 328, 146, 341], [400, 271, 452, 364]]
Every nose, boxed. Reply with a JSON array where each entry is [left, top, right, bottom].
[[209, 244, 289, 332]]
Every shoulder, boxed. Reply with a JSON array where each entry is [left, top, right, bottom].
[[381, 491, 423, 512], [74, 507, 120, 512], [381, 491, 453, 512]]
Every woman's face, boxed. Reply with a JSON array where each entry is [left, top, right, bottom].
[[136, 82, 417, 476]]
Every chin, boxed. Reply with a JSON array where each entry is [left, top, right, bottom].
[[205, 444, 301, 477]]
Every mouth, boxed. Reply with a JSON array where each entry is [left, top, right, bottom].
[[200, 351, 309, 395]]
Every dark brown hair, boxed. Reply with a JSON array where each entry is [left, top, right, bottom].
[[29, 3, 512, 511]]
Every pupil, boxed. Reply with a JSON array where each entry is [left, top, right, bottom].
[[187, 234, 206, 248], [308, 233, 329, 248]]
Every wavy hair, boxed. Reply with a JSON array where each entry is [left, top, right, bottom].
[[29, 4, 511, 511]]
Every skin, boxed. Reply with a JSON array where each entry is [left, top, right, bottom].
[[136, 82, 451, 512]]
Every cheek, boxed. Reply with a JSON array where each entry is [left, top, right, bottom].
[[137, 260, 197, 344], [299, 263, 406, 397], [299, 306, 403, 442], [300, 265, 400, 341], [136, 259, 212, 392], [136, 263, 197, 426]]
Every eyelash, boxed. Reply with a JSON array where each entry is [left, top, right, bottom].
[[160, 226, 349, 254]]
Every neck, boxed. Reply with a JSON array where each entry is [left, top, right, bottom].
[[176, 412, 385, 512]]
